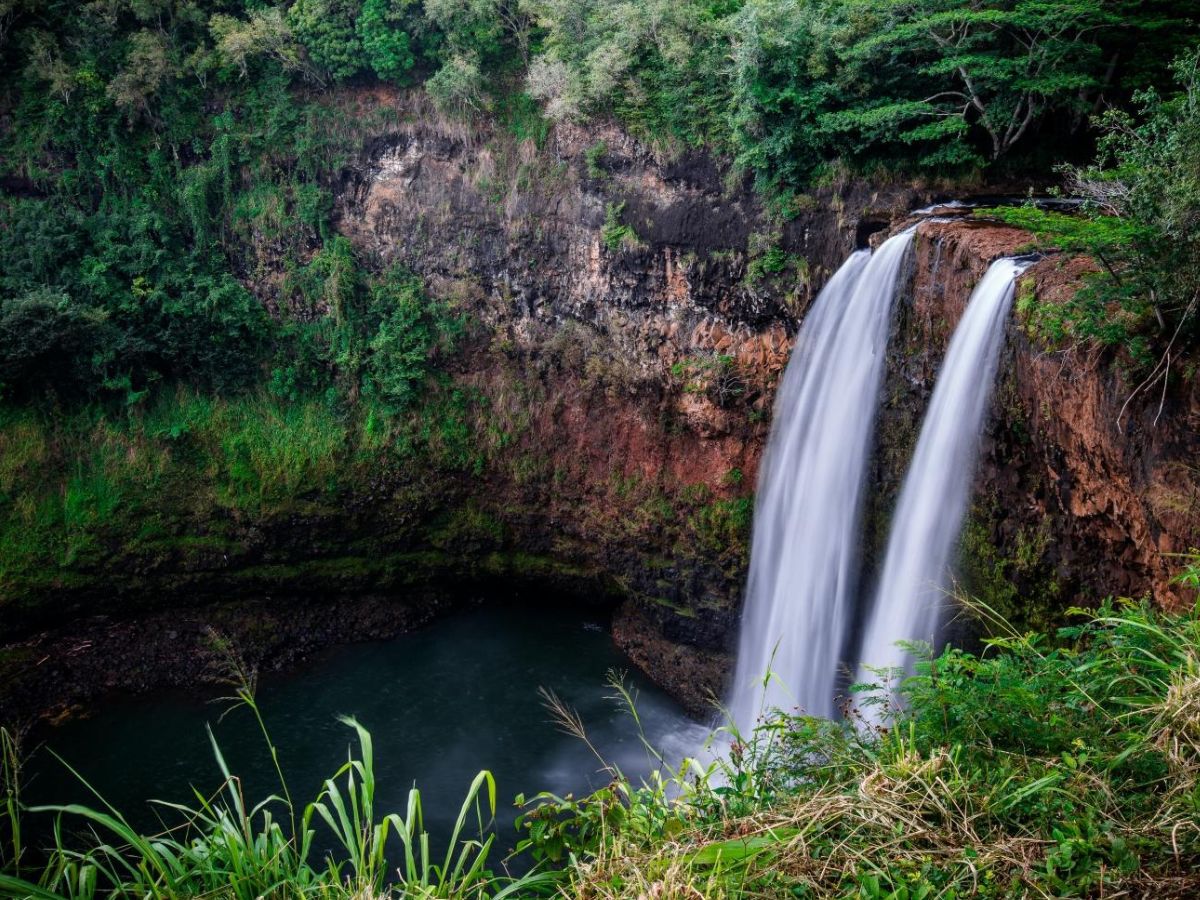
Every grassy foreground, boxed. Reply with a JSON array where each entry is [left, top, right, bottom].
[[2, 588, 1200, 899]]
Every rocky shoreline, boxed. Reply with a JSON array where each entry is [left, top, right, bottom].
[[1, 589, 458, 730]]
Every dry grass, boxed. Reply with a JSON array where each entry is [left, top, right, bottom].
[[533, 601, 1200, 900]]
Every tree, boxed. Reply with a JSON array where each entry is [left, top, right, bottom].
[[21, 28, 77, 102], [1072, 49, 1200, 379], [0, 0, 35, 51], [365, 269, 434, 413], [849, 0, 1120, 160], [989, 49, 1200, 391], [356, 0, 417, 82], [524, 0, 717, 125], [107, 29, 173, 114], [726, 0, 847, 190], [287, 0, 364, 82], [364, 265, 460, 414], [425, 0, 505, 60], [0, 289, 110, 401], [210, 8, 314, 83], [426, 53, 487, 114]]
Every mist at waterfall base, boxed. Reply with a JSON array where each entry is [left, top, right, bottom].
[[729, 229, 915, 731], [24, 605, 692, 863], [856, 257, 1032, 696], [729, 234, 1030, 736]]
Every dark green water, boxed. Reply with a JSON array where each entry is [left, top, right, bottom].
[[24, 603, 695, 863]]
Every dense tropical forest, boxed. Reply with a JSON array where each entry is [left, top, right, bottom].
[[1, 0, 1197, 408], [2, 1, 1200, 898], [0, 0, 1195, 592]]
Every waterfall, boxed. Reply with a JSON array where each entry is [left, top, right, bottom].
[[729, 229, 914, 732], [855, 257, 1031, 695]]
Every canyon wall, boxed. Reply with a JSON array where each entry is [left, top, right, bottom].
[[329, 109, 1199, 704], [876, 221, 1200, 626], [331, 111, 934, 707], [4, 101, 1198, 719]]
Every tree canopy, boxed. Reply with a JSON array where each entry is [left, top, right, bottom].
[[0, 0, 1196, 404]]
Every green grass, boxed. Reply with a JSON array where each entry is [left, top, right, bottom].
[[516, 588, 1200, 899], [215, 396, 346, 510], [601, 203, 640, 252], [0, 655, 557, 900], [0, 391, 357, 598]]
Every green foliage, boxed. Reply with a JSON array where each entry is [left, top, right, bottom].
[[107, 29, 172, 115], [0, 393, 347, 583], [516, 597, 1200, 899], [425, 0, 506, 62], [217, 396, 346, 510], [671, 354, 748, 408], [0, 728, 21, 875], [745, 234, 808, 286], [584, 139, 608, 179], [987, 205, 1158, 363], [357, 0, 418, 83], [984, 49, 1200, 372], [366, 265, 464, 414], [601, 201, 639, 251], [724, 0, 851, 192], [527, 0, 1197, 194], [288, 0, 364, 82], [689, 496, 754, 556], [840, 0, 1119, 162], [499, 91, 552, 147], [524, 0, 730, 146], [426, 53, 488, 115], [0, 289, 112, 402], [0, 188, 272, 401], [210, 7, 313, 83]]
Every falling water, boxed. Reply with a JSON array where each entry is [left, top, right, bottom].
[[729, 229, 915, 732], [856, 257, 1031, 692]]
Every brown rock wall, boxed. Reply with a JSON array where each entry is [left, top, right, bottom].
[[883, 220, 1200, 615]]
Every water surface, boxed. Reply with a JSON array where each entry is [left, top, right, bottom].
[[25, 603, 694, 861]]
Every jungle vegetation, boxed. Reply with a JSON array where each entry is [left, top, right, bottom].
[[0, 0, 1196, 408], [2, 5, 1200, 897]]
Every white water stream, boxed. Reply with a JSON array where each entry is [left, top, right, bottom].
[[729, 230, 914, 732], [855, 257, 1031, 695]]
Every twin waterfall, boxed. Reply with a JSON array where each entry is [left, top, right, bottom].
[[731, 232, 1028, 733]]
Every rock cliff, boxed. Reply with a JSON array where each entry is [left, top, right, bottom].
[[328, 109, 1199, 704], [4, 101, 1197, 721], [877, 220, 1200, 626]]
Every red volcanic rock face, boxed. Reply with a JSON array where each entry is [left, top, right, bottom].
[[893, 220, 1199, 611], [333, 108, 1198, 702], [7, 97, 1195, 718]]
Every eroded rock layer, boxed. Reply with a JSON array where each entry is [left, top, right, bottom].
[[3, 107, 1197, 720]]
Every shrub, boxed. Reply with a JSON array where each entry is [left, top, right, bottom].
[[0, 290, 111, 402], [601, 201, 639, 251], [365, 265, 464, 415], [357, 0, 417, 83], [516, 595, 1200, 899], [287, 0, 364, 82]]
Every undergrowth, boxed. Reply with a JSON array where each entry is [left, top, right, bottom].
[[0, 383, 472, 598], [2, 589, 1200, 897], [518, 590, 1200, 899]]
